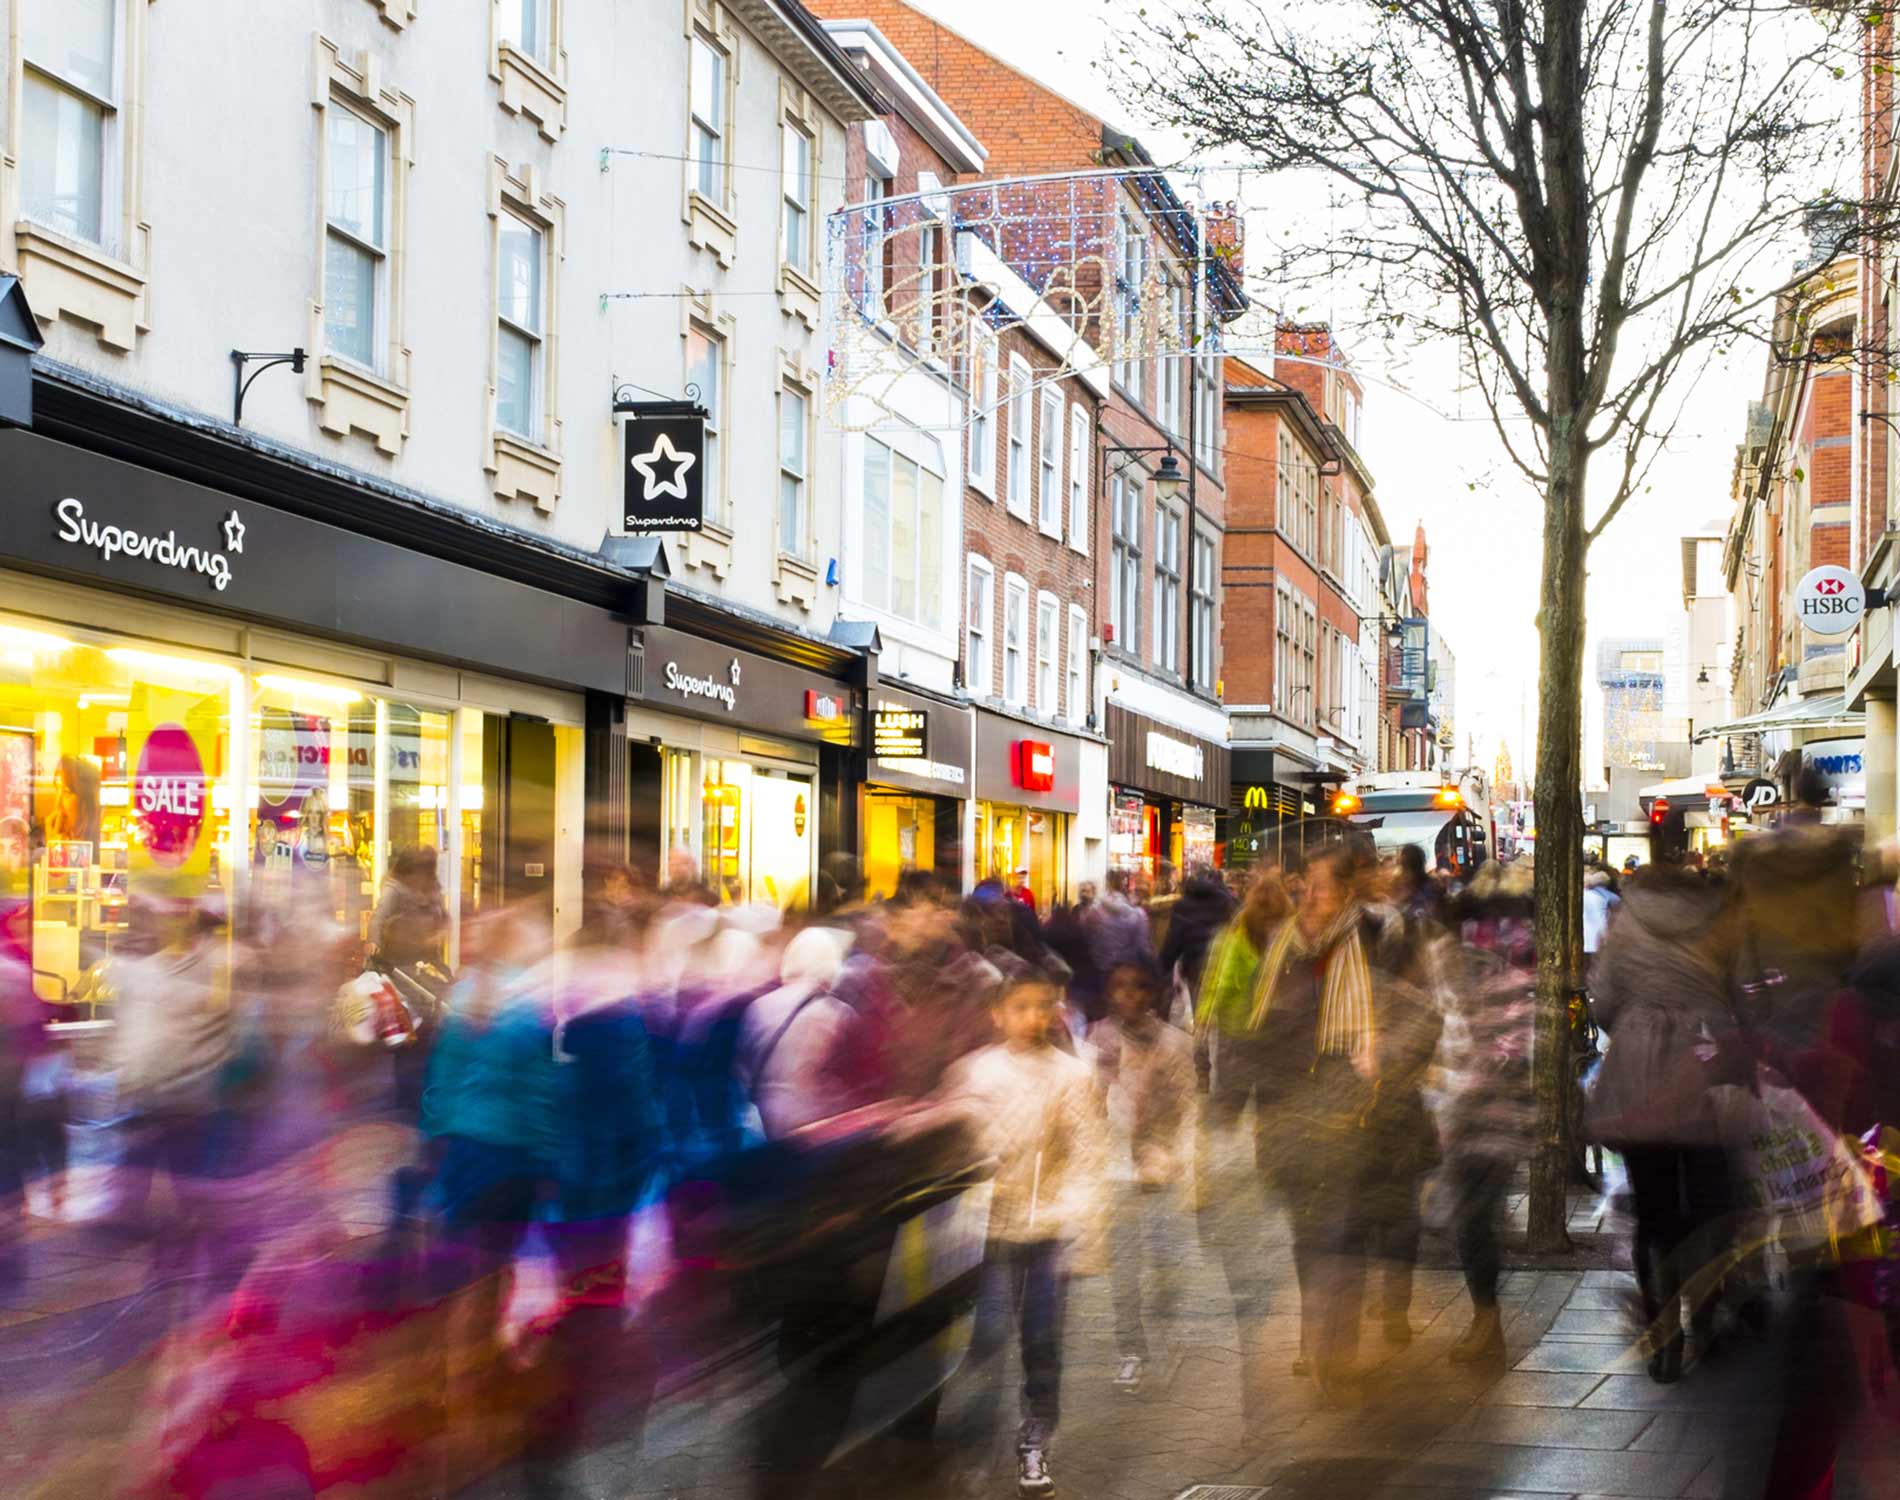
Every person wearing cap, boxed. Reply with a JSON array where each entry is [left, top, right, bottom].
[[1008, 866, 1037, 914]]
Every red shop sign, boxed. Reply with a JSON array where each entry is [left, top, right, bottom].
[[1015, 739, 1056, 793], [805, 689, 845, 724]]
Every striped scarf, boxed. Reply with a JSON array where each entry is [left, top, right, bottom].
[[1248, 906, 1375, 1061]]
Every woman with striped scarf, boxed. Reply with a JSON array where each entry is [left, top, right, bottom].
[[1199, 838, 1440, 1403]]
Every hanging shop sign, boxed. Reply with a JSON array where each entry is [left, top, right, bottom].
[[635, 625, 856, 745], [621, 400, 707, 533], [1794, 565, 1867, 639], [872, 704, 930, 760]]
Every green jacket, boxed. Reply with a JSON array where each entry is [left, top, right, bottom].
[[1197, 919, 1264, 1036]]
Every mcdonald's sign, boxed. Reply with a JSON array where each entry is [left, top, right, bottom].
[[1243, 785, 1271, 811]]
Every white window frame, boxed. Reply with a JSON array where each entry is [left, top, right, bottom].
[[1153, 505, 1181, 673], [863, 436, 946, 630], [322, 100, 391, 374], [18, 0, 123, 251], [1195, 346, 1221, 476], [1037, 386, 1064, 537], [1067, 404, 1090, 554], [494, 209, 546, 443], [685, 315, 727, 525], [969, 326, 999, 498], [967, 556, 996, 697], [1110, 469, 1142, 652], [1067, 604, 1089, 726], [688, 28, 729, 209], [497, 0, 555, 70], [780, 117, 815, 277], [778, 381, 812, 562], [1160, 276, 1185, 435], [1035, 591, 1060, 715], [1003, 573, 1030, 708], [1191, 529, 1215, 690], [1006, 353, 1033, 520], [1115, 209, 1146, 399]]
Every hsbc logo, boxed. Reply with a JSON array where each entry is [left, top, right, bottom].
[[1795, 566, 1867, 638]]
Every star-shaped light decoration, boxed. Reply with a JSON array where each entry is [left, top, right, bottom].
[[223, 511, 246, 554], [628, 432, 698, 502]]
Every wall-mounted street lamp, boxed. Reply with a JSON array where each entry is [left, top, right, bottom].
[[1105, 440, 1187, 504]]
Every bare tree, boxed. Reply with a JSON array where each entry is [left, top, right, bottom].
[[1117, 0, 1876, 1247]]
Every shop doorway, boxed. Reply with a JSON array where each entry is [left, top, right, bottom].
[[686, 753, 815, 910], [482, 713, 556, 926], [864, 791, 943, 899]]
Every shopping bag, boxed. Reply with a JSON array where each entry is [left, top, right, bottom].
[[1840, 1125, 1900, 1309], [1720, 1067, 1883, 1255]]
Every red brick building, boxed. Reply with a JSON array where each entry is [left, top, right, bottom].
[[811, 0, 1244, 886], [1222, 335, 1393, 865]]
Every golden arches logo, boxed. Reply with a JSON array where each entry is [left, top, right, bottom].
[[1242, 785, 1271, 810]]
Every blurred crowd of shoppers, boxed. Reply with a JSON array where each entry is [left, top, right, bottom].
[[4, 798, 1900, 1499]]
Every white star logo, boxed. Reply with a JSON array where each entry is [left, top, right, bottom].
[[628, 432, 698, 503], [223, 511, 245, 554]]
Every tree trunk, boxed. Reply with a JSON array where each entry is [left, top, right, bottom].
[[1529, 437, 1590, 1254]]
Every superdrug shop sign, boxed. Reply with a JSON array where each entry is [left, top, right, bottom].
[[636, 625, 856, 745], [620, 400, 707, 533]]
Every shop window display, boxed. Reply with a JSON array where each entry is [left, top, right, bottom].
[[976, 802, 1065, 910], [247, 675, 450, 947], [0, 627, 236, 1017]]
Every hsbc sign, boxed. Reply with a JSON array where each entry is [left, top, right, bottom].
[[1794, 565, 1866, 638]]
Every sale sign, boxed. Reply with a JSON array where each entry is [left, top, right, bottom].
[[129, 683, 223, 896], [135, 725, 207, 866]]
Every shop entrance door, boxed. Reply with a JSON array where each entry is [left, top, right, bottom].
[[482, 714, 555, 925]]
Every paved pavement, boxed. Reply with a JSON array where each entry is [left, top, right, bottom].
[[6, 1167, 1899, 1499]]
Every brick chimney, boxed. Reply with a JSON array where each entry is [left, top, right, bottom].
[[1203, 200, 1244, 284]]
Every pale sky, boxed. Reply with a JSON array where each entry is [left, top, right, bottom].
[[903, 0, 1775, 785]]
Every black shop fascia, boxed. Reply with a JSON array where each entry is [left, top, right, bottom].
[[619, 611, 873, 908]]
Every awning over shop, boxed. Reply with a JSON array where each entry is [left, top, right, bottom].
[[1693, 693, 1864, 741]]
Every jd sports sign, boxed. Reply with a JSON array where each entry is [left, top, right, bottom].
[[621, 400, 707, 532], [1794, 565, 1866, 638]]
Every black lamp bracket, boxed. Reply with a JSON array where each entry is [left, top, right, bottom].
[[231, 347, 306, 426]]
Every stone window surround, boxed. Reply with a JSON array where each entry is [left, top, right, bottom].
[[485, 156, 566, 512], [365, 0, 418, 30], [683, 0, 739, 269], [0, 0, 154, 353], [774, 349, 819, 612], [489, 0, 567, 141], [677, 285, 737, 579], [776, 80, 822, 330], [307, 36, 416, 457]]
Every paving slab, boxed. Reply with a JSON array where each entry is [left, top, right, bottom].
[[1443, 1404, 1656, 1450], [1417, 1439, 1710, 1496], [1514, 1341, 1649, 1375], [1477, 1371, 1608, 1408]]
